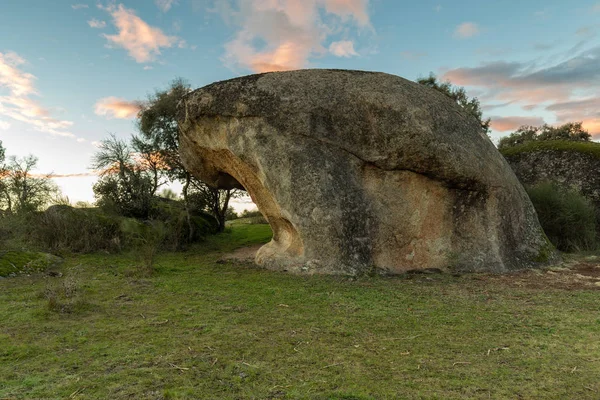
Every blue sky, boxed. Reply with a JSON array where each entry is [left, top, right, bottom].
[[1, 0, 599, 204]]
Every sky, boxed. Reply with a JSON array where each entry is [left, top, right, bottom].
[[1, 0, 599, 210]]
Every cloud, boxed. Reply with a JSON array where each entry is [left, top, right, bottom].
[[593, 3, 600, 12], [94, 97, 140, 119], [434, 5, 442, 12], [47, 172, 99, 178], [0, 51, 74, 137], [72, 4, 89, 9], [87, 18, 107, 28], [454, 22, 480, 39], [155, 0, 178, 13], [489, 116, 545, 132], [546, 97, 600, 135], [0, 120, 10, 130], [143, 66, 153, 70], [329, 40, 358, 57], [441, 45, 600, 135], [323, 0, 370, 26], [222, 0, 371, 73], [100, 3, 180, 63]]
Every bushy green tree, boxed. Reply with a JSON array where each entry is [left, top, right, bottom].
[[418, 73, 491, 134], [92, 134, 156, 219], [0, 155, 58, 213], [136, 78, 240, 232], [498, 122, 591, 150]]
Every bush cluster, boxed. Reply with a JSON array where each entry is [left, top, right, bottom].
[[0, 201, 219, 255], [527, 182, 598, 252]]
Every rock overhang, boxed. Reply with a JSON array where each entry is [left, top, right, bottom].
[[178, 69, 554, 275]]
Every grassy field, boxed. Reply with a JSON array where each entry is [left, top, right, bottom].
[[1, 224, 600, 399]]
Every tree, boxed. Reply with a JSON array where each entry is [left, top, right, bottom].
[[0, 140, 5, 166], [0, 141, 8, 213], [1, 155, 58, 213], [418, 73, 491, 134], [131, 133, 168, 195], [91, 134, 156, 218], [498, 122, 591, 150], [137, 78, 240, 232]]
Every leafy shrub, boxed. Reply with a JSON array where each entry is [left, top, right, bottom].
[[27, 205, 123, 253], [120, 218, 166, 274], [149, 199, 219, 250], [527, 182, 597, 252], [0, 200, 219, 255], [43, 272, 89, 314]]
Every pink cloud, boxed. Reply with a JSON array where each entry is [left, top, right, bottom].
[[94, 97, 140, 119], [100, 3, 180, 63], [489, 116, 545, 132], [329, 40, 358, 57], [441, 45, 600, 136], [547, 97, 600, 136], [223, 0, 371, 73], [323, 0, 370, 26], [454, 22, 480, 38], [0, 52, 74, 137]]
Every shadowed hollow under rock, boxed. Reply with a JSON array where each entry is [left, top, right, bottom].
[[178, 69, 552, 275]]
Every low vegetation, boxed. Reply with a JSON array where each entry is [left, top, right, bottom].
[[0, 203, 219, 255], [526, 183, 598, 252], [498, 122, 591, 151], [0, 251, 62, 277], [500, 139, 600, 159], [2, 224, 600, 399]]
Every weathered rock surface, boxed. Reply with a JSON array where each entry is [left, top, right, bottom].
[[503, 142, 600, 210], [178, 69, 551, 274]]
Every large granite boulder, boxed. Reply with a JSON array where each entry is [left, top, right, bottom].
[[178, 69, 552, 275]]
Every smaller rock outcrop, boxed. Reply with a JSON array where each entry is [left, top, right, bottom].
[[502, 141, 600, 210]]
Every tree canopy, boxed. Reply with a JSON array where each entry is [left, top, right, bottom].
[[91, 134, 157, 219], [498, 122, 591, 150], [135, 78, 240, 232], [0, 154, 58, 213]]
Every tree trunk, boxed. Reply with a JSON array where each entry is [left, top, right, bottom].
[[182, 173, 194, 242], [216, 189, 233, 233]]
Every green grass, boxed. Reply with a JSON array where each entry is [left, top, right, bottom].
[[500, 140, 600, 158], [0, 251, 62, 277], [1, 224, 600, 399]]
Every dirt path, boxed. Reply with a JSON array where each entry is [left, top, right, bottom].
[[218, 247, 600, 290]]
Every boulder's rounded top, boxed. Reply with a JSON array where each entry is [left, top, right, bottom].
[[180, 69, 504, 189]]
